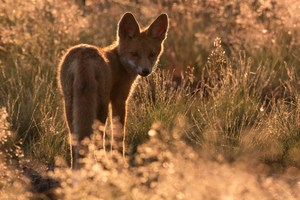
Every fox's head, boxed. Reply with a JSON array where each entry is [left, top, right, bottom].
[[117, 13, 169, 77]]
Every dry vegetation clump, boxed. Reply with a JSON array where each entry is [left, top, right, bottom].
[[0, 107, 32, 200], [0, 0, 300, 199], [2, 120, 298, 200]]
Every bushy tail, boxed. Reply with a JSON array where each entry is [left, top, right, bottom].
[[71, 63, 98, 168], [72, 65, 97, 141]]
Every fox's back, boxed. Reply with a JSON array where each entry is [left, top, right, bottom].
[[58, 44, 112, 96]]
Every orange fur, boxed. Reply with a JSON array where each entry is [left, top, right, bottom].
[[57, 13, 168, 167]]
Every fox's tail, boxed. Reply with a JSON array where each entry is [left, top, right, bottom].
[[71, 60, 98, 168], [72, 62, 97, 141]]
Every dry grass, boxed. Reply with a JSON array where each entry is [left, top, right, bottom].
[[0, 0, 300, 199]]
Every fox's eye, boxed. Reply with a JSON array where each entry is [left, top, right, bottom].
[[149, 52, 156, 58], [131, 52, 139, 57]]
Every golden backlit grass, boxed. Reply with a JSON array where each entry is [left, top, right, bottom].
[[0, 0, 300, 199]]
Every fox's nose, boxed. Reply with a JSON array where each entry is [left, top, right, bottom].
[[141, 68, 150, 76]]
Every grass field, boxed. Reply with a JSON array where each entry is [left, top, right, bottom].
[[0, 0, 300, 199]]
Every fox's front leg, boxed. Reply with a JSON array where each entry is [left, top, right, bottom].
[[111, 98, 127, 151]]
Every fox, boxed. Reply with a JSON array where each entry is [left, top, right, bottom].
[[58, 12, 169, 167]]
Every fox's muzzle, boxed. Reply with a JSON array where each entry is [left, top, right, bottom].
[[140, 68, 150, 76]]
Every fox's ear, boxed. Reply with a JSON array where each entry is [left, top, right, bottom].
[[118, 12, 140, 39], [147, 13, 169, 41]]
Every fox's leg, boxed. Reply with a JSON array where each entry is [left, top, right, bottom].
[[111, 99, 126, 125], [95, 98, 109, 148], [63, 96, 73, 133], [96, 99, 109, 125], [111, 98, 127, 153], [62, 95, 75, 166]]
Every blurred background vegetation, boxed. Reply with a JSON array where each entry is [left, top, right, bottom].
[[0, 0, 299, 168]]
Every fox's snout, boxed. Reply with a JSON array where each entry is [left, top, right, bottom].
[[141, 68, 150, 76], [136, 65, 152, 77], [120, 57, 153, 77]]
